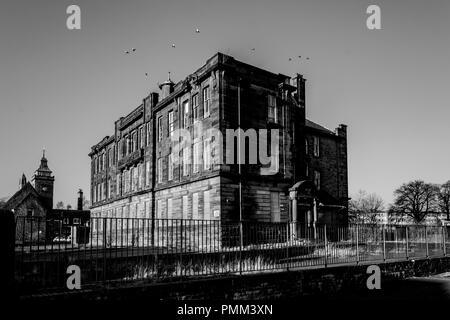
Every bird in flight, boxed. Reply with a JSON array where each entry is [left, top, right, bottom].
[[132, 48, 136, 52], [172, 44, 176, 48], [195, 28, 200, 33], [288, 58, 292, 61], [125, 50, 130, 54], [145, 73, 149, 77]]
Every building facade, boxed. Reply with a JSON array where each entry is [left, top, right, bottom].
[[89, 53, 348, 226]]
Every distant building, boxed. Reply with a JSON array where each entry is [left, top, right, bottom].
[[89, 53, 348, 227], [4, 153, 90, 243]]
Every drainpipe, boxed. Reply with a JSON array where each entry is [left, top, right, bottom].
[[313, 197, 318, 239], [238, 78, 243, 250]]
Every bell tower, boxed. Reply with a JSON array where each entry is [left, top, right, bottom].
[[32, 149, 55, 209]]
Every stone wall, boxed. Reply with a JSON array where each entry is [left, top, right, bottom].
[[25, 257, 450, 301]]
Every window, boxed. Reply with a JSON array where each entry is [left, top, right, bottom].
[[183, 100, 189, 128], [268, 94, 278, 123], [157, 158, 163, 183], [204, 190, 210, 220], [106, 151, 109, 169], [157, 199, 163, 219], [203, 86, 210, 117], [27, 209, 33, 218], [192, 193, 199, 220], [146, 123, 151, 146], [182, 147, 190, 176], [203, 138, 211, 170], [305, 138, 309, 155], [145, 161, 151, 186], [313, 136, 320, 157], [112, 146, 116, 165], [107, 179, 111, 198], [139, 126, 144, 148], [138, 163, 144, 190], [193, 142, 201, 173], [167, 198, 173, 219], [168, 153, 173, 181], [158, 117, 163, 141], [193, 94, 199, 121], [133, 166, 138, 191], [117, 140, 122, 161], [124, 170, 130, 193], [63, 217, 69, 224], [127, 136, 132, 155], [132, 131, 138, 152], [130, 167, 134, 192], [116, 173, 122, 196], [73, 218, 81, 225], [314, 171, 321, 190], [168, 110, 175, 136], [182, 195, 188, 219]]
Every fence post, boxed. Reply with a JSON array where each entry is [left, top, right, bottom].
[[355, 224, 359, 264], [324, 224, 328, 267], [443, 226, 447, 257], [382, 225, 386, 262], [286, 222, 290, 271], [180, 219, 183, 278], [103, 218, 107, 283], [425, 226, 429, 258], [239, 221, 243, 275], [405, 225, 409, 260]]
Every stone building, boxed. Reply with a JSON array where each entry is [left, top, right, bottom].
[[5, 153, 90, 243], [89, 53, 348, 227]]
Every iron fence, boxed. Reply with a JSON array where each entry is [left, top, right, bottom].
[[14, 216, 450, 295]]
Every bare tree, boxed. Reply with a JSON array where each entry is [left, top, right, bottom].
[[438, 181, 450, 220], [349, 190, 385, 224], [390, 180, 439, 223], [56, 201, 65, 209]]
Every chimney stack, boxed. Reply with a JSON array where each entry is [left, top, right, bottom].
[[293, 74, 306, 107], [77, 189, 83, 210]]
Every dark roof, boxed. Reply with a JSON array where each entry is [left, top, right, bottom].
[[5, 182, 43, 210], [305, 119, 336, 135]]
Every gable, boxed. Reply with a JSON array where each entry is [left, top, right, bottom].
[[5, 182, 41, 211]]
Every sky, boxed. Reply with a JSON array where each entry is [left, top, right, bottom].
[[0, 0, 449, 207]]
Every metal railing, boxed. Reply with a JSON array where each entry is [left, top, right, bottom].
[[14, 217, 450, 295]]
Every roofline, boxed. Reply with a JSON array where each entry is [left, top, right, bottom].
[[89, 51, 303, 154]]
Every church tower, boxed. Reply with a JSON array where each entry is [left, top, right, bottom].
[[32, 150, 55, 209]]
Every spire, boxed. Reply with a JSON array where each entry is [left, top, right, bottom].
[[36, 149, 52, 177], [19, 173, 27, 189]]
